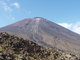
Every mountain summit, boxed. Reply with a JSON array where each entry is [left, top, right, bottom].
[[0, 17, 80, 56]]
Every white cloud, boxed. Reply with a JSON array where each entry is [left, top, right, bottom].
[[58, 23, 72, 28], [12, 2, 20, 8], [0, 1, 12, 11], [4, 5, 12, 11], [0, 1, 20, 12], [58, 22, 80, 34]]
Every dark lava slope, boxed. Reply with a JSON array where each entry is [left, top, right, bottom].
[[0, 17, 80, 56]]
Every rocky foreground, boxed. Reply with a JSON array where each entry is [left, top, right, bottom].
[[0, 32, 79, 60]]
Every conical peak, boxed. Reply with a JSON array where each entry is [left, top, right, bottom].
[[20, 17, 45, 22], [33, 17, 46, 21]]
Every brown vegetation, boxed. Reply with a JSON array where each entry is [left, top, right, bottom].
[[0, 32, 79, 60]]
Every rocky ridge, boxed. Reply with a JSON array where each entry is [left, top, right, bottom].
[[0, 32, 79, 60]]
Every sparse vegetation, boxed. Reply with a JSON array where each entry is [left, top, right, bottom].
[[0, 32, 79, 60]]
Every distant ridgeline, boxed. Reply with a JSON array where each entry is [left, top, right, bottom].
[[0, 32, 79, 60]]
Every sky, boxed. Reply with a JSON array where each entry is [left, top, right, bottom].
[[0, 0, 80, 34]]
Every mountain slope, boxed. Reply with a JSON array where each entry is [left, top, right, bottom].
[[0, 32, 79, 60], [0, 17, 80, 56]]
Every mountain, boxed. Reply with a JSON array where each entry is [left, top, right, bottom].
[[0, 17, 80, 56], [0, 32, 79, 60]]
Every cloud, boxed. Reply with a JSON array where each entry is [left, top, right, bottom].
[[4, 5, 12, 11], [0, 1, 20, 12], [58, 23, 72, 28], [0, 1, 12, 11], [12, 2, 20, 8], [58, 22, 80, 34]]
